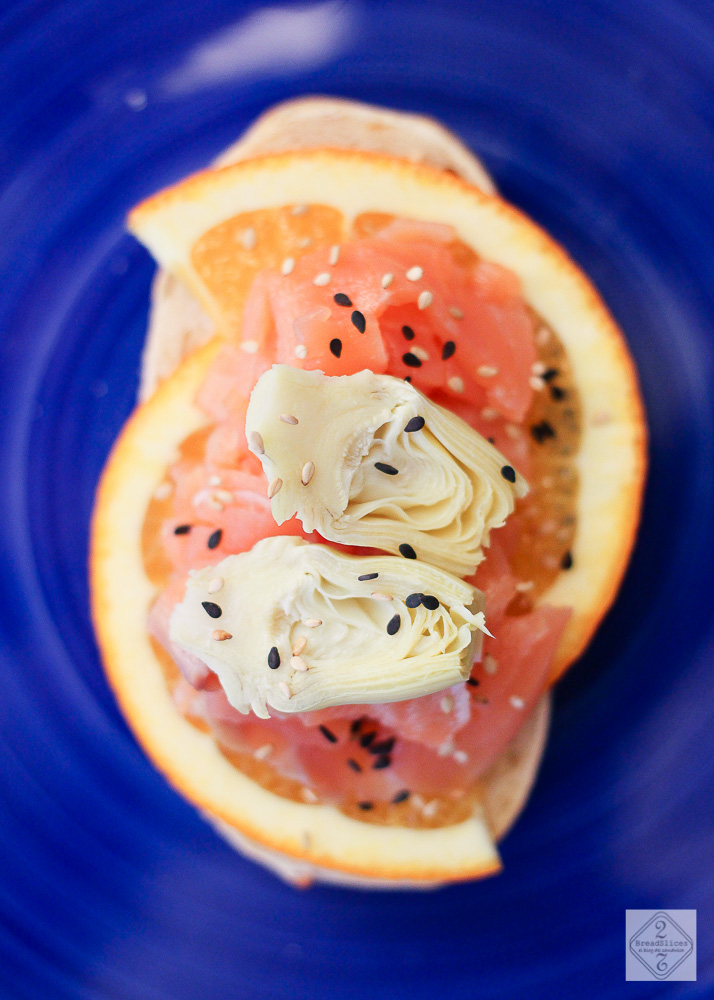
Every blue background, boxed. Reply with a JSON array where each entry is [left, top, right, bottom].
[[1, 1, 713, 996]]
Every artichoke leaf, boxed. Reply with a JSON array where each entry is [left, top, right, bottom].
[[169, 536, 488, 718], [245, 366, 527, 577]]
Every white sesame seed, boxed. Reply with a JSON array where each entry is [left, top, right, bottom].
[[539, 519, 558, 535], [515, 580, 534, 592], [154, 482, 172, 500], [592, 411, 612, 426], [294, 344, 307, 359], [279, 681, 292, 699], [438, 738, 455, 757], [208, 475, 222, 486], [536, 325, 550, 346], [406, 265, 423, 281], [411, 794, 425, 810], [291, 655, 308, 672], [371, 592, 393, 601], [417, 290, 433, 310], [480, 407, 499, 421], [510, 696, 525, 710], [291, 204, 308, 215], [240, 340, 259, 354], [448, 375, 464, 394], [281, 257, 295, 276], [313, 272, 331, 286], [268, 478, 283, 499], [411, 346, 429, 361], [422, 799, 439, 818], [301, 461, 315, 486], [280, 413, 299, 425], [304, 618, 322, 628], [239, 227, 256, 250], [211, 629, 232, 641], [292, 636, 307, 656], [208, 498, 224, 511], [440, 695, 454, 714], [477, 365, 499, 377], [215, 489, 234, 504], [380, 272, 394, 289], [328, 244, 340, 265], [300, 786, 318, 802], [297, 236, 312, 248], [248, 431, 264, 455], [483, 654, 498, 675], [449, 787, 466, 799], [208, 577, 224, 594], [253, 743, 273, 760], [448, 305, 464, 319], [542, 554, 560, 570], [453, 750, 468, 764], [505, 423, 522, 440], [529, 375, 545, 391], [532, 361, 546, 375]]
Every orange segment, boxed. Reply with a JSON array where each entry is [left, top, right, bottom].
[[190, 205, 345, 336]]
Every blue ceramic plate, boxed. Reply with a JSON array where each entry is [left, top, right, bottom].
[[1, 2, 713, 997]]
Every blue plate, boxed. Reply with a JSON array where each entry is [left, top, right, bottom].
[[1, 1, 713, 996]]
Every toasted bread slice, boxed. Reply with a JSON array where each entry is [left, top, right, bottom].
[[93, 103, 645, 885]]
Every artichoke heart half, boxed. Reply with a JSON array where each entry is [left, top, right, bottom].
[[245, 367, 527, 577], [169, 536, 488, 718]]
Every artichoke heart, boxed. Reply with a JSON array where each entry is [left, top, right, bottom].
[[245, 366, 527, 577], [169, 536, 488, 718]]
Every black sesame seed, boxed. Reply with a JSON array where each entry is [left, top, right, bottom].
[[561, 550, 574, 570], [351, 310, 366, 333], [550, 385, 567, 401], [386, 614, 401, 635], [174, 524, 191, 535], [404, 416, 425, 433], [404, 376, 412, 383], [373, 754, 392, 770], [360, 731, 376, 748], [530, 420, 556, 444], [370, 737, 395, 755], [268, 646, 280, 670], [399, 543, 417, 559], [392, 789, 410, 804], [541, 367, 559, 382], [466, 677, 480, 687], [333, 292, 352, 307], [207, 528, 222, 549], [401, 325, 415, 341], [375, 462, 398, 476], [442, 340, 456, 360], [358, 572, 378, 581], [421, 595, 439, 611], [319, 725, 338, 743], [358, 801, 374, 810], [350, 717, 364, 736], [487, 437, 496, 444], [500, 465, 516, 484], [402, 352, 422, 368], [405, 593, 423, 608], [347, 758, 362, 773], [329, 338, 342, 358], [201, 601, 222, 619]]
